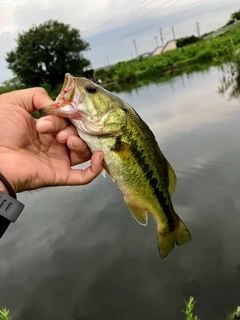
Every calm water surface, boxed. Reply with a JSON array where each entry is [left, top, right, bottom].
[[1, 67, 240, 319]]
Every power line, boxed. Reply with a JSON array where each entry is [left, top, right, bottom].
[[89, 0, 214, 47], [81, 0, 159, 34], [1, 0, 213, 46], [86, 0, 183, 41], [154, 36, 159, 48], [163, 28, 172, 37]]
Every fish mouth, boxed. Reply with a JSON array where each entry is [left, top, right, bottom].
[[39, 73, 84, 119]]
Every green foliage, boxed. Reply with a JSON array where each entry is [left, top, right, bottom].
[[0, 309, 11, 320], [39, 82, 63, 100], [0, 77, 27, 94], [0, 298, 201, 320], [96, 23, 240, 89], [2, 13, 240, 96], [6, 20, 90, 90], [215, 39, 240, 99], [214, 38, 240, 68], [225, 9, 240, 26], [0, 78, 62, 101], [177, 35, 200, 48], [195, 48, 215, 63], [182, 296, 200, 320]]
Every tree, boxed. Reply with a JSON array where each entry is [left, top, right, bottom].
[[176, 35, 199, 48], [6, 20, 90, 89], [225, 9, 240, 26]]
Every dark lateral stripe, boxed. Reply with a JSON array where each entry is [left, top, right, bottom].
[[149, 177, 175, 232], [123, 130, 175, 231]]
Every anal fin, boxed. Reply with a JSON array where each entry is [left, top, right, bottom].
[[125, 200, 148, 226]]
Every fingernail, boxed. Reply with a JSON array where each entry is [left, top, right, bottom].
[[38, 119, 53, 132], [57, 130, 70, 142]]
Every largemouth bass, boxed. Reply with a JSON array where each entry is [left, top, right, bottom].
[[40, 74, 191, 258]]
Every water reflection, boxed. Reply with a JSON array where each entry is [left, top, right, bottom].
[[1, 67, 240, 320], [218, 63, 240, 99], [107, 63, 212, 93]]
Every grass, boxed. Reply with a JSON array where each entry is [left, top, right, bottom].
[[95, 23, 240, 91], [2, 297, 239, 319], [0, 309, 11, 320], [182, 296, 200, 320], [1, 23, 240, 96], [0, 297, 200, 320], [215, 38, 240, 98]]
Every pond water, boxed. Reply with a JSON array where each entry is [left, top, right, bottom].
[[1, 67, 240, 320]]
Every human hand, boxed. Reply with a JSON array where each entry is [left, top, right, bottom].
[[0, 88, 103, 194]]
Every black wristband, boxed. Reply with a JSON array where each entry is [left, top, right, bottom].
[[0, 191, 25, 238], [0, 173, 16, 199]]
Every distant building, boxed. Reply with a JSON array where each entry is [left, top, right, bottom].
[[152, 46, 163, 56], [151, 40, 177, 56], [162, 40, 177, 53]]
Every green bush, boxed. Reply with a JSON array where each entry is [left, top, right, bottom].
[[177, 35, 200, 48], [195, 48, 215, 63]]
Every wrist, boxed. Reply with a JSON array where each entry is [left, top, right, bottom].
[[0, 180, 9, 195], [0, 172, 17, 198]]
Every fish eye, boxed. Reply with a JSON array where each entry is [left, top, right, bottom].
[[85, 84, 97, 93]]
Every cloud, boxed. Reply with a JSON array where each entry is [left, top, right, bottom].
[[0, 0, 240, 82]]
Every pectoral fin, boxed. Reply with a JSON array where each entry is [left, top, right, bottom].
[[101, 168, 107, 178], [102, 161, 115, 182], [112, 140, 137, 165], [125, 200, 148, 226]]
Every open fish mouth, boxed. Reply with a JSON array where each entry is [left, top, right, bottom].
[[39, 73, 84, 119]]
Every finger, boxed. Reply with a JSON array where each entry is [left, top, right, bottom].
[[66, 151, 103, 185], [67, 136, 91, 165], [0, 88, 53, 113], [56, 126, 79, 143], [36, 115, 71, 134]]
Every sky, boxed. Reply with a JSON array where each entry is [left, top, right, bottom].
[[0, 0, 239, 84]]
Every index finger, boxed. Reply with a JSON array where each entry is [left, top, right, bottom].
[[0, 87, 53, 113]]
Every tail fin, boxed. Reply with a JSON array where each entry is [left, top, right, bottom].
[[157, 218, 191, 259]]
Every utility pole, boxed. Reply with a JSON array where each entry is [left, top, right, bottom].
[[106, 55, 110, 66], [133, 39, 139, 57], [172, 26, 176, 41], [154, 36, 159, 47], [196, 22, 201, 37], [159, 27, 164, 47]]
